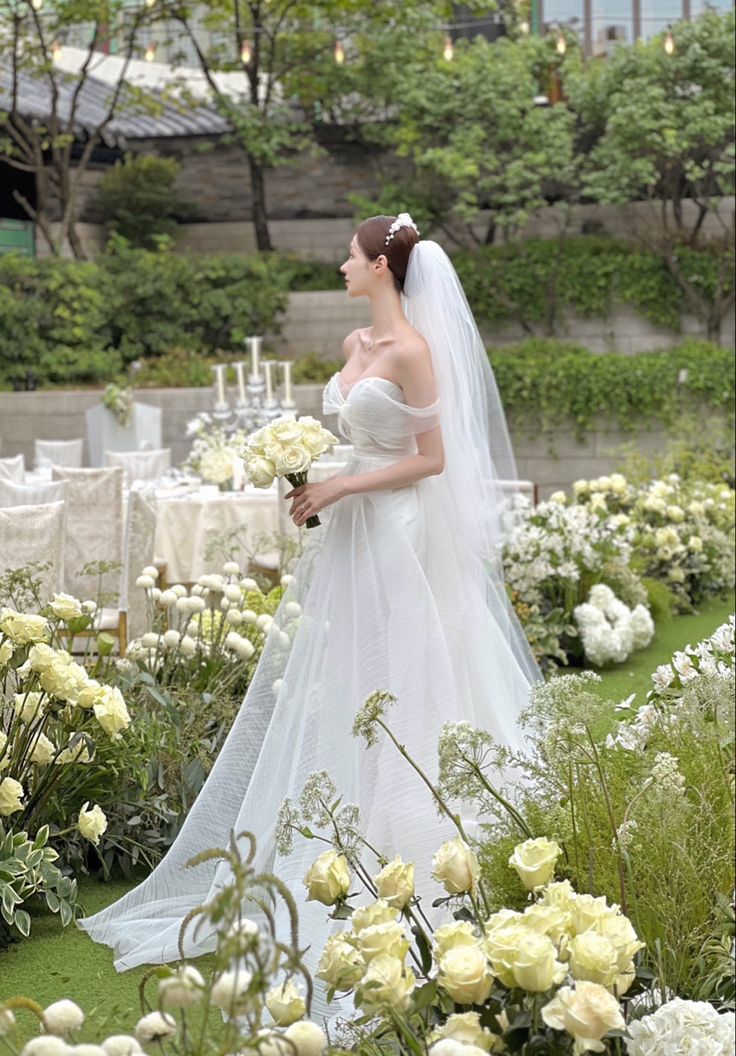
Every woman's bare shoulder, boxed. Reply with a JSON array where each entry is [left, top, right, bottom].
[[392, 325, 432, 371], [341, 328, 368, 362]]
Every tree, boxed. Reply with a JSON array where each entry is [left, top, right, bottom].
[[0, 0, 164, 258], [565, 11, 735, 339], [93, 154, 195, 248]]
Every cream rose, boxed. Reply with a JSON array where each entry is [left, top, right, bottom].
[[374, 856, 415, 910], [430, 1012, 500, 1052], [569, 894, 618, 937], [356, 954, 416, 1013], [30, 733, 56, 766], [93, 685, 131, 739], [523, 902, 573, 943], [303, 850, 351, 906], [14, 691, 45, 723], [0, 777, 24, 816], [508, 836, 561, 891], [0, 731, 8, 772], [78, 802, 108, 846], [266, 980, 307, 1026], [0, 640, 13, 668], [351, 899, 397, 933], [274, 444, 312, 477], [541, 981, 625, 1053], [356, 921, 410, 964], [505, 931, 566, 992], [483, 922, 531, 988], [246, 454, 276, 489], [568, 933, 620, 989], [199, 447, 234, 485], [316, 934, 364, 991], [434, 920, 482, 958], [592, 913, 644, 971], [432, 836, 480, 895], [438, 945, 493, 1005], [0, 609, 48, 644], [49, 593, 84, 621]]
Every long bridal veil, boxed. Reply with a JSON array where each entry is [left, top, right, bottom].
[[78, 236, 541, 1014]]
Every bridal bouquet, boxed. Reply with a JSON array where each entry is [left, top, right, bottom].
[[243, 416, 338, 528]]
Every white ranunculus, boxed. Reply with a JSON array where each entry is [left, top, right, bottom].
[[49, 593, 83, 621], [210, 968, 254, 1015], [101, 1037, 143, 1055], [374, 856, 415, 910], [78, 802, 108, 846], [158, 965, 204, 1009], [0, 777, 24, 816], [266, 980, 307, 1026], [134, 1012, 177, 1045], [43, 999, 85, 1037], [432, 837, 480, 895], [542, 981, 625, 1053], [304, 850, 351, 906], [508, 836, 562, 891]]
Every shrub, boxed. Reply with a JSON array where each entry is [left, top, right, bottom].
[[92, 154, 196, 249]]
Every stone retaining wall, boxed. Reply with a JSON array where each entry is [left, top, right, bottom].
[[1, 384, 717, 500]]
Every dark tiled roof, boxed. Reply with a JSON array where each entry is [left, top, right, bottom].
[[0, 65, 231, 142]]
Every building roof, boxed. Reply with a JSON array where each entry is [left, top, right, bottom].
[[0, 50, 233, 143]]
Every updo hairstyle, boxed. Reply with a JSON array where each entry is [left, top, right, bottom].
[[355, 215, 420, 294]]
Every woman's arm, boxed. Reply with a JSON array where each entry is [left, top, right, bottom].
[[286, 341, 444, 526]]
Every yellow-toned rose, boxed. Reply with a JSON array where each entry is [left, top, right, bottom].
[[266, 980, 306, 1026], [592, 913, 644, 971], [29, 733, 56, 766], [438, 945, 493, 1005], [56, 736, 94, 765], [274, 444, 311, 477], [539, 880, 578, 914], [356, 954, 416, 1014], [49, 593, 83, 621], [355, 921, 410, 964], [78, 801, 107, 845], [568, 933, 620, 989], [0, 640, 14, 668], [508, 837, 561, 891], [374, 856, 415, 910], [268, 418, 304, 445], [246, 454, 276, 489], [13, 691, 45, 723], [434, 921, 482, 958], [484, 908, 523, 931], [568, 894, 618, 937], [75, 679, 103, 711], [27, 643, 58, 671], [432, 836, 479, 895], [351, 899, 397, 933], [483, 922, 531, 988], [505, 931, 566, 992], [430, 1012, 500, 1052], [41, 659, 89, 705], [0, 609, 48, 644], [316, 935, 364, 991], [303, 850, 350, 906], [523, 902, 573, 943], [0, 777, 24, 816], [541, 981, 625, 1054], [93, 685, 131, 739]]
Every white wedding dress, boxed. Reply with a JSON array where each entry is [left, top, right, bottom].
[[79, 243, 542, 1017]]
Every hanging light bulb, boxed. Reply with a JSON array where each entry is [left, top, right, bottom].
[[443, 34, 454, 61], [664, 28, 675, 54], [519, 19, 530, 35], [240, 39, 252, 64], [31, 0, 44, 10], [51, 39, 62, 59], [145, 0, 157, 7], [144, 41, 156, 62], [555, 32, 567, 55], [334, 39, 345, 65]]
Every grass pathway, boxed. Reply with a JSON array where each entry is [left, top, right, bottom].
[[2, 591, 733, 1042]]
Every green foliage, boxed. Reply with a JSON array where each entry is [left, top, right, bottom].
[[92, 155, 196, 250], [0, 824, 78, 947]]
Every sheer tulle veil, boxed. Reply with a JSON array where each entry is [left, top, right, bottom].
[[402, 239, 539, 684]]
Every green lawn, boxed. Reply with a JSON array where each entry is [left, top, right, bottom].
[[2, 591, 733, 1042]]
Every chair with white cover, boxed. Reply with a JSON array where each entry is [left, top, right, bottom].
[[0, 501, 65, 605], [0, 454, 26, 482], [104, 448, 171, 485], [34, 438, 84, 470], [0, 478, 67, 508], [51, 466, 124, 604]]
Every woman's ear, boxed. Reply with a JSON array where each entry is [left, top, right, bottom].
[[374, 254, 388, 273]]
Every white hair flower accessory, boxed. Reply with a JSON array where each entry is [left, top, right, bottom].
[[384, 212, 419, 245]]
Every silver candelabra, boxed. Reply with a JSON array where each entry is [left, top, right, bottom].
[[211, 337, 298, 434]]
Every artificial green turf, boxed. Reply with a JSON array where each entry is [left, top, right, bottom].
[[2, 592, 733, 1041]]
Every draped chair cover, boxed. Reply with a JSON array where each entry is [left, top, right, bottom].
[[0, 500, 65, 605], [0, 478, 67, 508], [0, 454, 25, 482], [51, 466, 123, 604], [35, 438, 84, 470], [104, 448, 172, 485], [121, 488, 157, 642]]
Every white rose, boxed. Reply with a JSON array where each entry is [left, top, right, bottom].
[[374, 856, 415, 910], [210, 968, 254, 1015], [483, 922, 531, 988], [93, 686, 131, 739], [49, 593, 83, 621], [158, 965, 204, 1009], [284, 1021, 327, 1056], [30, 733, 56, 766], [432, 837, 480, 895], [430, 1042, 489, 1056], [101, 1037, 143, 1056], [134, 1012, 177, 1045], [0, 640, 13, 668], [434, 920, 482, 958], [43, 999, 85, 1037], [356, 921, 411, 964], [246, 454, 276, 488], [199, 447, 234, 485], [266, 980, 307, 1026], [592, 913, 644, 971], [78, 802, 108, 846], [14, 691, 45, 723], [508, 836, 562, 891], [356, 954, 416, 1013], [0, 610, 48, 644], [438, 945, 493, 1005], [430, 1011, 500, 1052], [541, 981, 625, 1052], [0, 777, 24, 816], [316, 935, 364, 991], [303, 850, 351, 906], [274, 445, 312, 477], [568, 933, 620, 989], [351, 899, 397, 933]]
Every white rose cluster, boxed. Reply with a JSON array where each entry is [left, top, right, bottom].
[[182, 421, 248, 488], [244, 415, 338, 489], [574, 583, 654, 667]]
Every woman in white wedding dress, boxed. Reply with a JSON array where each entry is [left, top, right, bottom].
[[79, 214, 541, 1013]]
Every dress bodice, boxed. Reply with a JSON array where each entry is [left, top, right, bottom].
[[323, 372, 439, 462]]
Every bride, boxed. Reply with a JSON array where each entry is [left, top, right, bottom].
[[79, 213, 541, 1012]]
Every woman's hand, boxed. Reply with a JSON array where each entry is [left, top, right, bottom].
[[285, 477, 346, 527]]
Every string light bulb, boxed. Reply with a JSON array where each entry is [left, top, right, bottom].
[[50, 39, 62, 59], [31, 0, 44, 10], [334, 39, 345, 65], [145, 0, 157, 7], [240, 39, 252, 64], [555, 32, 567, 55], [443, 34, 454, 61], [664, 28, 675, 54], [519, 19, 530, 35], [144, 42, 156, 62]]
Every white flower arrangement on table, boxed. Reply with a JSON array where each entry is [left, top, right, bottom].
[[183, 413, 249, 490], [243, 415, 338, 528], [573, 583, 654, 667], [101, 383, 134, 428]]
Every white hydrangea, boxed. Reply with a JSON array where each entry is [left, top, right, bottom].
[[626, 998, 735, 1055], [574, 586, 653, 667]]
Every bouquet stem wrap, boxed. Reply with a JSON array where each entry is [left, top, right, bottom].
[[285, 471, 321, 529]]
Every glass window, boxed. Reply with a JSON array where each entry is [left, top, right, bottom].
[[640, 0, 687, 41]]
